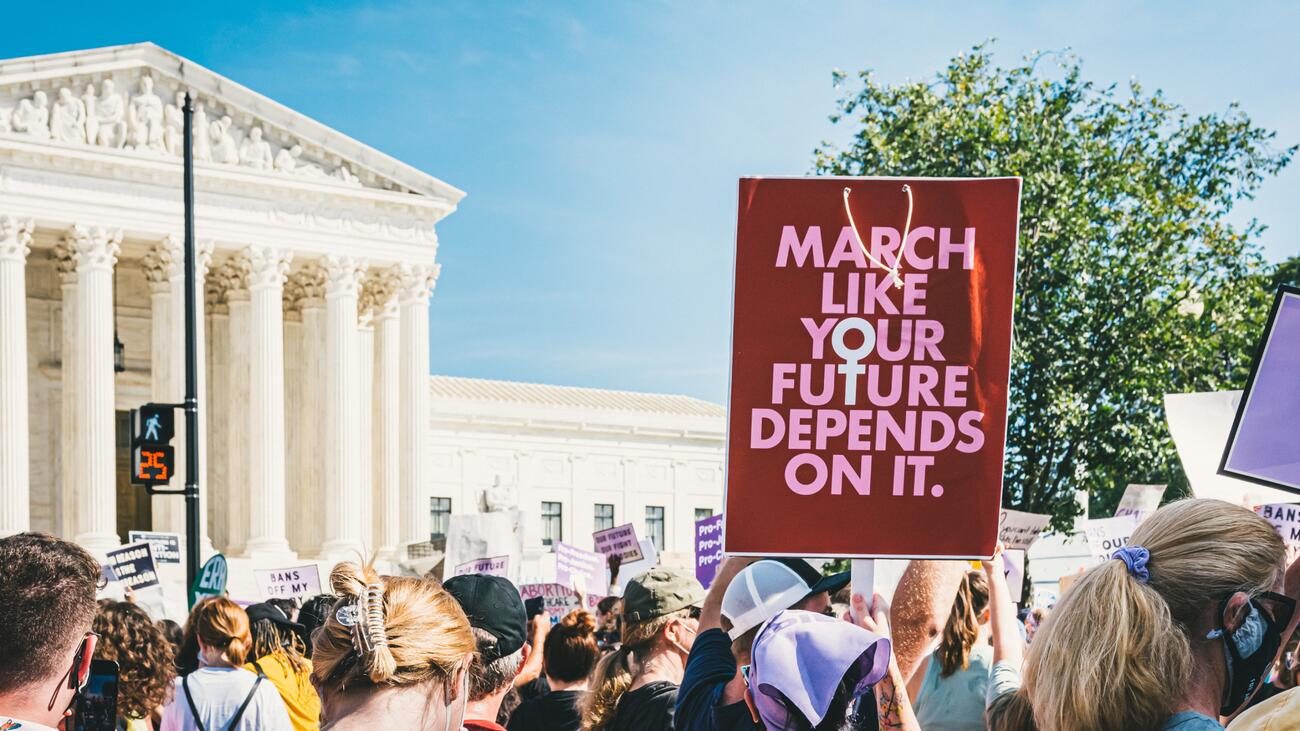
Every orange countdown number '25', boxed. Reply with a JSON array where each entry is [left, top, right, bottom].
[[139, 450, 169, 481]]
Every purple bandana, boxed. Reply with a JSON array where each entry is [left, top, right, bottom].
[[750, 609, 891, 729]]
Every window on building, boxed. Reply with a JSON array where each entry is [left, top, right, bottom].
[[542, 501, 563, 546], [646, 505, 665, 552], [594, 503, 615, 533], [695, 507, 714, 522], [430, 497, 452, 541]]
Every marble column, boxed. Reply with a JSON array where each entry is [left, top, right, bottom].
[[69, 225, 123, 553], [56, 245, 79, 538], [242, 246, 293, 558], [319, 255, 366, 560], [357, 295, 375, 552], [142, 242, 176, 529], [205, 277, 230, 551], [0, 216, 33, 537], [370, 272, 401, 561], [221, 258, 252, 555], [285, 265, 325, 557], [397, 263, 437, 552], [168, 238, 213, 549]]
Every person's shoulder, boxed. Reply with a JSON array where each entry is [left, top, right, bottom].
[[1161, 711, 1223, 730]]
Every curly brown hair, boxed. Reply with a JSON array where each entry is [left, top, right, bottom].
[[92, 601, 177, 720]]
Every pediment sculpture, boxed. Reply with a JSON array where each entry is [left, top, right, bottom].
[[0, 72, 367, 188]]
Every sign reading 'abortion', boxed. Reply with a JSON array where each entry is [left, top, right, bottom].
[[724, 177, 1021, 558]]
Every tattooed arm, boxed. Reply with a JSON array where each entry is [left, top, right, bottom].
[[849, 593, 923, 731]]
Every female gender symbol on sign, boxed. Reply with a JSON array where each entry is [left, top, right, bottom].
[[831, 317, 876, 406]]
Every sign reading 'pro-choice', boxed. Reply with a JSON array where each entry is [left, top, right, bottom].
[[724, 177, 1021, 558]]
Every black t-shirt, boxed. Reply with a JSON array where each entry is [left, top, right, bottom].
[[613, 680, 678, 731], [506, 688, 586, 731], [675, 628, 760, 731]]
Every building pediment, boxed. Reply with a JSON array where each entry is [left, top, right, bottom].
[[0, 42, 464, 208]]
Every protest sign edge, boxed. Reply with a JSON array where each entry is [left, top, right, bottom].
[[1218, 285, 1300, 495], [720, 176, 1022, 562]]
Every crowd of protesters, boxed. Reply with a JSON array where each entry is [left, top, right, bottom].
[[5, 498, 1300, 730]]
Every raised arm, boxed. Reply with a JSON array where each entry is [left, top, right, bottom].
[[889, 560, 967, 683], [851, 593, 922, 731], [982, 544, 1023, 669]]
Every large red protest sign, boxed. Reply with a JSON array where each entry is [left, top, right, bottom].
[[724, 177, 1020, 558]]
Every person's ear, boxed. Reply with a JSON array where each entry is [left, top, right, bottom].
[[1223, 592, 1253, 633], [743, 685, 760, 723], [520, 641, 532, 666]]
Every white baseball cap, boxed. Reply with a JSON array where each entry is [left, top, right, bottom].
[[721, 560, 816, 640]]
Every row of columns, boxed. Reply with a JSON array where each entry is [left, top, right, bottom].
[[0, 216, 439, 563]]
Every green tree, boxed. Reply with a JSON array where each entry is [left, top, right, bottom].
[[815, 46, 1294, 527]]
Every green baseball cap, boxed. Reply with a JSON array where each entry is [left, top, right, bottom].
[[623, 567, 706, 623]]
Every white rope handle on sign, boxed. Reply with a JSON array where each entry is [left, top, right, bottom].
[[842, 184, 914, 288]]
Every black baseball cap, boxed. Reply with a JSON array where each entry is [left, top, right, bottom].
[[444, 574, 527, 662], [246, 602, 307, 636], [771, 558, 850, 598]]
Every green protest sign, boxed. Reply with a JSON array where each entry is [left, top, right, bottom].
[[190, 553, 227, 607]]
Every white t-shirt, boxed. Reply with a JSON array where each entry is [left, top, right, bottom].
[[159, 666, 293, 731]]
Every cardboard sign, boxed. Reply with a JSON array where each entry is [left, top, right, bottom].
[[454, 555, 510, 579], [555, 543, 607, 594], [105, 541, 161, 590], [998, 509, 1052, 550], [191, 554, 228, 606], [1221, 287, 1300, 494], [724, 177, 1021, 558], [254, 564, 323, 600], [593, 523, 645, 562], [1255, 504, 1300, 565], [1083, 516, 1140, 565], [518, 583, 595, 622], [128, 530, 182, 565], [694, 514, 725, 588], [1114, 484, 1165, 523]]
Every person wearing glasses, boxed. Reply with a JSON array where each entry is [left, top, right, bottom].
[[583, 568, 706, 731], [1023, 499, 1299, 731], [0, 532, 102, 731]]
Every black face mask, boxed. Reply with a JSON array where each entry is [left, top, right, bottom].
[[1213, 596, 1286, 716]]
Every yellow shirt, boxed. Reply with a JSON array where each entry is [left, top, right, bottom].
[[245, 653, 321, 731]]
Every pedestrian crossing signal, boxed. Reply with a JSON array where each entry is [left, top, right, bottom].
[[131, 403, 176, 488]]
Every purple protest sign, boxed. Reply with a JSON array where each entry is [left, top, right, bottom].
[[593, 523, 644, 562], [556, 541, 607, 593], [454, 555, 510, 578], [695, 513, 724, 588], [1221, 288, 1300, 494]]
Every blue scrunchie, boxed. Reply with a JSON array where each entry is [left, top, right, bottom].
[[1112, 545, 1150, 583]]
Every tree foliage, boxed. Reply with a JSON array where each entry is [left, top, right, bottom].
[[814, 46, 1295, 527]]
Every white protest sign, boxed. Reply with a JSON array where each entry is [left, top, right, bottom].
[[518, 583, 601, 622], [1114, 484, 1165, 523], [593, 523, 645, 562], [1083, 515, 1140, 565], [1003, 549, 1026, 604], [1256, 504, 1300, 565], [128, 531, 182, 565], [998, 509, 1053, 550], [1165, 392, 1295, 507], [254, 564, 322, 600], [444, 510, 525, 582], [612, 538, 659, 593], [454, 555, 510, 578]]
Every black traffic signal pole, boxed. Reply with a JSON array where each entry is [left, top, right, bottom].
[[182, 93, 201, 591]]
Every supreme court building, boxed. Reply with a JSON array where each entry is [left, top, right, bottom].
[[0, 44, 725, 576]]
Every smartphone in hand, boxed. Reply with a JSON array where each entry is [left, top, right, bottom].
[[74, 660, 119, 731]]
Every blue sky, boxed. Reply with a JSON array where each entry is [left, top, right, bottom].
[[7, 2, 1298, 404]]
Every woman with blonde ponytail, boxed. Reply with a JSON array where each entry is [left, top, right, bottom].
[[908, 570, 993, 730], [1024, 499, 1294, 731], [310, 561, 476, 731], [159, 597, 293, 731]]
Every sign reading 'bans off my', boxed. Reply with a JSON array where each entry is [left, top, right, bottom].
[[724, 177, 1021, 558]]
